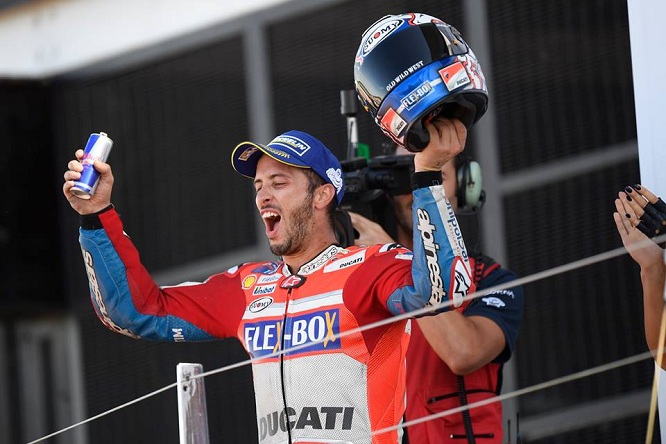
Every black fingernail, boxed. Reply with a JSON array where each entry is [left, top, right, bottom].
[[625, 186, 633, 193], [634, 184, 642, 190], [625, 213, 631, 218], [627, 195, 633, 202]]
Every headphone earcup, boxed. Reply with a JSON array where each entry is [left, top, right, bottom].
[[456, 158, 483, 210], [464, 160, 483, 208]]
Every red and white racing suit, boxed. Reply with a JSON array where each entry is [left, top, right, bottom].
[[78, 182, 473, 444]]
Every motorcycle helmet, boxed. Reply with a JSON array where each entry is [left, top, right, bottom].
[[354, 13, 488, 152]]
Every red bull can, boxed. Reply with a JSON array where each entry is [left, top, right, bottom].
[[71, 132, 113, 199]]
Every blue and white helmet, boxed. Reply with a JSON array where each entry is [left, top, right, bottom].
[[354, 13, 488, 152]]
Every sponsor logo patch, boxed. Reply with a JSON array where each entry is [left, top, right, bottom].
[[252, 263, 280, 274], [244, 309, 341, 358], [482, 296, 505, 308], [439, 62, 471, 91], [259, 406, 354, 440], [300, 245, 341, 275], [249, 297, 274, 313], [172, 328, 185, 342], [361, 18, 402, 56], [381, 108, 407, 137], [280, 275, 306, 289], [452, 258, 472, 308], [379, 243, 402, 253], [326, 167, 344, 195], [242, 274, 257, 289], [324, 251, 366, 273], [271, 135, 311, 157], [386, 60, 425, 92], [83, 250, 139, 339], [252, 284, 276, 296], [400, 81, 433, 110], [444, 199, 468, 261], [258, 274, 281, 284], [238, 146, 259, 161], [415, 208, 446, 306]]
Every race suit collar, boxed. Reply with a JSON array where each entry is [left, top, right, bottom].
[[283, 245, 344, 276]]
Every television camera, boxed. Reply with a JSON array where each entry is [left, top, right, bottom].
[[334, 90, 414, 247]]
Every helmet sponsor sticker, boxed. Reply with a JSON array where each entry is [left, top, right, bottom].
[[439, 62, 471, 91], [361, 18, 403, 57], [244, 309, 341, 358], [386, 60, 425, 92], [381, 108, 407, 137], [400, 80, 433, 111]]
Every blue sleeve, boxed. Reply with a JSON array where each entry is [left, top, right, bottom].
[[465, 267, 524, 363], [80, 225, 218, 342], [386, 184, 474, 315]]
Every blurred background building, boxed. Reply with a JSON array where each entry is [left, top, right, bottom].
[[0, 0, 654, 442]]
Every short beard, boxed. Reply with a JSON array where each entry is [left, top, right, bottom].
[[269, 193, 314, 257]]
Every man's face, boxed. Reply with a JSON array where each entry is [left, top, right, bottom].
[[254, 155, 315, 256], [392, 146, 458, 233]]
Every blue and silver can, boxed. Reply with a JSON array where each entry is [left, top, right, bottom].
[[71, 132, 113, 199]]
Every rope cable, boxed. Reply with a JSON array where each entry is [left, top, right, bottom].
[[26, 234, 666, 443]]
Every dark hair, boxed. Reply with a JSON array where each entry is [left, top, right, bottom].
[[303, 169, 337, 227]]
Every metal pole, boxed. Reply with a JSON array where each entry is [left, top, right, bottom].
[[177, 363, 210, 444]]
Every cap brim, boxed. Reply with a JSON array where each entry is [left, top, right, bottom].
[[231, 141, 309, 178]]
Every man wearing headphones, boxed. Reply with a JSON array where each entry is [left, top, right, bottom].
[[352, 12, 524, 443], [350, 147, 523, 443]]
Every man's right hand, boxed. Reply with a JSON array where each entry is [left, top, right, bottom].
[[348, 212, 395, 246], [63, 149, 114, 215]]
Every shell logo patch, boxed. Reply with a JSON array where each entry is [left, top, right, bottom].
[[242, 274, 257, 289]]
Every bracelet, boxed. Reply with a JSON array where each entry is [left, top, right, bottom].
[[411, 171, 442, 190], [80, 204, 115, 230]]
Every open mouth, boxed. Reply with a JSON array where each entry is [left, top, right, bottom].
[[261, 210, 282, 237]]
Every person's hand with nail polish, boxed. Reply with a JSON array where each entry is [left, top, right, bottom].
[[613, 183, 666, 366]]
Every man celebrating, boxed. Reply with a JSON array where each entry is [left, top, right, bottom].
[[63, 126, 473, 443]]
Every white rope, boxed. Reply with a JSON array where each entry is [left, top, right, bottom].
[[27, 234, 665, 443], [369, 351, 653, 440]]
